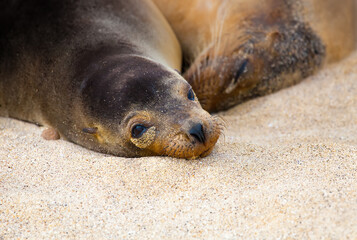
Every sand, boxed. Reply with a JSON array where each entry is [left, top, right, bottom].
[[1, 50, 357, 239]]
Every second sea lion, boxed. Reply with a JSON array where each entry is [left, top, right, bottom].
[[153, 0, 356, 112]]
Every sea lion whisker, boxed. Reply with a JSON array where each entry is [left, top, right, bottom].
[[168, 145, 177, 157], [172, 143, 180, 156], [162, 145, 170, 154]]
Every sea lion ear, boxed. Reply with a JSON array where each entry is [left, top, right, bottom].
[[82, 127, 98, 134]]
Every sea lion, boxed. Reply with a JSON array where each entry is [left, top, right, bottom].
[[0, 0, 222, 159], [153, 0, 356, 112]]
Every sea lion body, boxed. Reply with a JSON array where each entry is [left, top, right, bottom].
[[153, 0, 356, 112], [0, 0, 221, 158]]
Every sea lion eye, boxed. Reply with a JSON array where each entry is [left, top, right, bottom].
[[131, 124, 148, 138], [233, 59, 249, 84], [187, 88, 195, 101]]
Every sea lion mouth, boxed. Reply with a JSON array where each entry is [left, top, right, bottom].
[[199, 146, 215, 158]]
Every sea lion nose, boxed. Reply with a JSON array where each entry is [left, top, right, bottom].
[[189, 123, 206, 144]]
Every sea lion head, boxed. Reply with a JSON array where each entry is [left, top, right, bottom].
[[76, 54, 222, 159], [183, 3, 325, 112]]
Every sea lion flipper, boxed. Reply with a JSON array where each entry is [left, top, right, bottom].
[[41, 128, 60, 141]]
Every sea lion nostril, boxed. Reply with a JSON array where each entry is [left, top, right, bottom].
[[189, 123, 206, 144]]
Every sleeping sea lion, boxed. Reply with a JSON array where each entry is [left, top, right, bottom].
[[153, 0, 356, 112], [0, 0, 222, 159]]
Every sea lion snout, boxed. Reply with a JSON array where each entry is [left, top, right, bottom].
[[121, 107, 220, 159], [157, 108, 222, 159]]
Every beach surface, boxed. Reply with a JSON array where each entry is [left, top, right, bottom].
[[1, 50, 357, 239]]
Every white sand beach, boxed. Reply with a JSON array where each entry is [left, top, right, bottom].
[[1, 49, 357, 238]]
